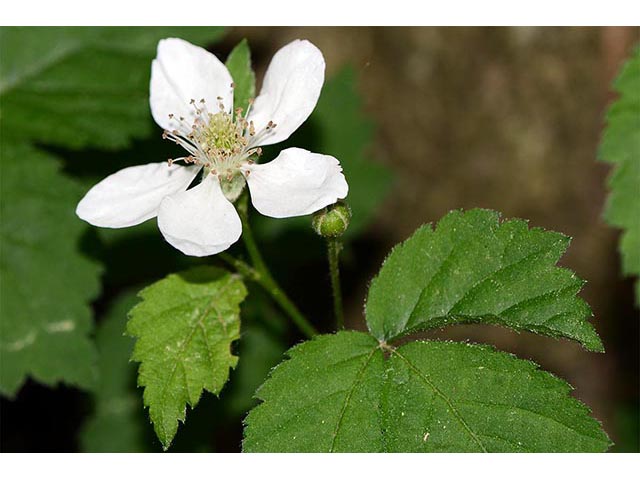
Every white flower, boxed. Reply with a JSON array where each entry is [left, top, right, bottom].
[[76, 38, 348, 256]]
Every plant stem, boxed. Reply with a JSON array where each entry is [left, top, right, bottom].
[[231, 194, 317, 339], [327, 237, 345, 330]]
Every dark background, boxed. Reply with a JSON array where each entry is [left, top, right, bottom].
[[2, 26, 639, 452]]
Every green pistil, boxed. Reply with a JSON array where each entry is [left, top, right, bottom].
[[201, 111, 239, 154]]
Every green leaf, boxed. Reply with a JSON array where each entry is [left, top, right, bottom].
[[256, 66, 393, 239], [243, 331, 385, 452], [243, 331, 611, 452], [365, 209, 602, 351], [0, 26, 225, 149], [0, 140, 102, 396], [599, 47, 640, 304], [80, 291, 150, 452], [127, 266, 247, 449], [225, 38, 255, 113]]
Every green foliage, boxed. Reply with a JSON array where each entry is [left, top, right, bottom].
[[0, 27, 225, 150], [127, 266, 247, 449], [365, 209, 602, 351], [0, 27, 227, 398], [0, 140, 101, 396], [243, 331, 610, 452], [225, 39, 255, 113], [80, 291, 150, 452], [599, 47, 640, 304], [245, 209, 609, 452], [257, 66, 392, 239], [243, 331, 384, 452]]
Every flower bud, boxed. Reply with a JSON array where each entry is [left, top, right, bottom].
[[312, 202, 351, 238]]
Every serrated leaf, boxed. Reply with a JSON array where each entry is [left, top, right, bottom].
[[365, 209, 602, 351], [243, 331, 611, 452], [225, 38, 255, 113], [256, 66, 393, 239], [80, 291, 150, 452], [599, 47, 640, 304], [382, 341, 610, 452], [0, 26, 225, 150], [0, 140, 102, 396], [243, 331, 385, 452], [127, 266, 247, 449]]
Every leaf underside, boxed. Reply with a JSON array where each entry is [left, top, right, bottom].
[[599, 47, 640, 304], [0, 140, 101, 396], [243, 331, 611, 453], [127, 266, 247, 449], [365, 209, 602, 351]]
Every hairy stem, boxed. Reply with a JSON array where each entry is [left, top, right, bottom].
[[327, 237, 345, 330]]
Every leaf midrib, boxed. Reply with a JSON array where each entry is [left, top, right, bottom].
[[391, 348, 488, 452], [328, 346, 379, 452], [0, 41, 82, 95], [150, 277, 237, 442]]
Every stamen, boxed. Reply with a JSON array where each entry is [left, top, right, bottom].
[[160, 97, 267, 182]]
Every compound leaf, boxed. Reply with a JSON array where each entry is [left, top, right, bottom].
[[365, 209, 602, 351], [127, 266, 247, 449], [243, 332, 611, 452]]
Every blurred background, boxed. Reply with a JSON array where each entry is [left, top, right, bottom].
[[1, 26, 639, 452]]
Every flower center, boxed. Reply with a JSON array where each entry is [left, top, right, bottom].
[[161, 97, 277, 202], [162, 97, 277, 178]]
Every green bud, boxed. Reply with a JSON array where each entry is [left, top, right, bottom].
[[312, 202, 351, 238]]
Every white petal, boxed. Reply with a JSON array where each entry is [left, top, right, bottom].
[[150, 38, 234, 133], [76, 163, 200, 228], [247, 39, 325, 146], [157, 175, 242, 256], [246, 148, 348, 218]]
